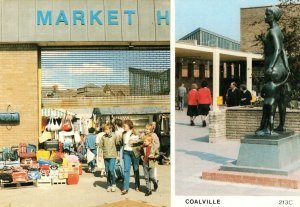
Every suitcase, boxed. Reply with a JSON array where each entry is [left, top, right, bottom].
[[19, 152, 36, 158], [0, 173, 13, 183], [115, 160, 124, 180], [67, 172, 79, 185], [38, 159, 51, 166], [36, 150, 50, 160], [28, 170, 40, 180], [27, 144, 37, 153], [58, 166, 69, 179], [44, 140, 59, 151], [19, 143, 27, 154], [12, 171, 28, 182], [0, 161, 20, 170], [40, 165, 50, 175]]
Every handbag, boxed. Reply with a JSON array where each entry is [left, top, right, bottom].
[[87, 149, 95, 163], [39, 131, 53, 143], [62, 114, 72, 132], [0, 105, 20, 123], [74, 131, 81, 144]]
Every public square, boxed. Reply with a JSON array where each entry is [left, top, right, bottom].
[[0, 165, 170, 207], [175, 108, 300, 196]]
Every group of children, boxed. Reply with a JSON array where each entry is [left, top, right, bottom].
[[84, 119, 160, 196]]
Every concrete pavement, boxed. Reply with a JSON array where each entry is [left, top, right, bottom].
[[175, 108, 300, 196], [0, 165, 170, 207]]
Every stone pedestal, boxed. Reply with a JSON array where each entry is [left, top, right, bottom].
[[221, 131, 300, 176]]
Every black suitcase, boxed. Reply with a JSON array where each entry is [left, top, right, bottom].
[[0, 173, 13, 183], [44, 140, 59, 151]]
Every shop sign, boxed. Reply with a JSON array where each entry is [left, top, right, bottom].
[[37, 10, 169, 26]]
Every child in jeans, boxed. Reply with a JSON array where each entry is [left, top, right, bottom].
[[141, 134, 159, 196], [101, 124, 121, 192]]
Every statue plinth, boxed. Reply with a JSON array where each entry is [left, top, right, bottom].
[[221, 131, 300, 176]]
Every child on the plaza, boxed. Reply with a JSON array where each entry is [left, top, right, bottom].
[[85, 127, 97, 172], [141, 134, 159, 196], [100, 124, 122, 192]]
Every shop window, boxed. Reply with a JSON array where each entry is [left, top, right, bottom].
[[194, 68, 199, 78], [176, 62, 182, 78], [181, 66, 188, 77], [205, 64, 210, 78]]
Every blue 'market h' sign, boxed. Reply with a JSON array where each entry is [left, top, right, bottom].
[[37, 10, 169, 26]]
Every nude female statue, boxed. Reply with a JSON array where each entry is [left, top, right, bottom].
[[255, 6, 291, 135]]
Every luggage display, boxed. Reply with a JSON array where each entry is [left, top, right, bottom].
[[0, 173, 13, 183], [36, 150, 50, 160], [67, 172, 79, 185], [44, 140, 59, 151], [12, 171, 28, 182]]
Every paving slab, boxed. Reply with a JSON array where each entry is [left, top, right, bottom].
[[175, 108, 300, 196]]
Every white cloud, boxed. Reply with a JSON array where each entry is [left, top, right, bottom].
[[67, 63, 114, 75]]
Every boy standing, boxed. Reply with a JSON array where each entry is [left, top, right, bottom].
[[101, 124, 121, 192], [141, 135, 159, 196]]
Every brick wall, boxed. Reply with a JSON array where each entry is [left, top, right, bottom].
[[0, 44, 39, 147], [240, 5, 300, 53], [209, 110, 226, 143], [226, 107, 300, 139], [240, 7, 266, 53]]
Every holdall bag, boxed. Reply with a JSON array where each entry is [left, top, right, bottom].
[[18, 143, 27, 154], [0, 112, 20, 123], [27, 144, 37, 153], [44, 140, 59, 151], [37, 159, 51, 166], [36, 150, 50, 160], [28, 170, 40, 181], [0, 173, 13, 183], [12, 171, 28, 182], [67, 172, 79, 185], [19, 152, 36, 158]]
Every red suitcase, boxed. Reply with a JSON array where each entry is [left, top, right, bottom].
[[67, 172, 79, 185], [12, 171, 28, 182], [19, 152, 36, 158]]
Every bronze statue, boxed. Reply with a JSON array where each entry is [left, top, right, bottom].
[[255, 6, 290, 135]]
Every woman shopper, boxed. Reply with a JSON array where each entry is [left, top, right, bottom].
[[114, 119, 125, 179], [121, 120, 143, 195], [187, 83, 198, 126], [197, 80, 212, 127]]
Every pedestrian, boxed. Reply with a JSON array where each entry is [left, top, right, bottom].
[[96, 130, 106, 177], [197, 80, 212, 127], [85, 127, 97, 172], [101, 124, 122, 192], [177, 83, 187, 110], [114, 119, 124, 180], [240, 84, 252, 106], [226, 82, 240, 107], [121, 120, 143, 195], [141, 134, 159, 196], [187, 83, 198, 126]]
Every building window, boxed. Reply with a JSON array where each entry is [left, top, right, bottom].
[[194, 65, 200, 78], [182, 66, 188, 78]]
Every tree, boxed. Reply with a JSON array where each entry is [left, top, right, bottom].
[[251, 0, 300, 92]]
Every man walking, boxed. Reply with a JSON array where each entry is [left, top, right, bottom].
[[177, 83, 187, 110]]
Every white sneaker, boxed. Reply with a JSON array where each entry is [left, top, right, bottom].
[[107, 186, 112, 192], [111, 185, 116, 192]]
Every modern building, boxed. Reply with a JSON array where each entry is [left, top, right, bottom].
[[0, 0, 170, 147], [176, 40, 262, 110], [180, 27, 240, 51]]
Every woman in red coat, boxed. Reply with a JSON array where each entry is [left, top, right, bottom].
[[197, 80, 212, 127], [187, 84, 198, 126]]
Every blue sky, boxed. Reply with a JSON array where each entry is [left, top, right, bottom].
[[176, 0, 279, 41], [41, 50, 170, 89]]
